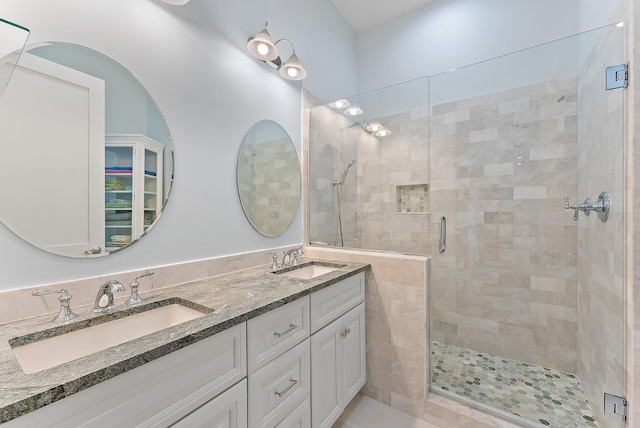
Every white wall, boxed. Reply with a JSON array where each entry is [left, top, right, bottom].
[[0, 0, 357, 289], [356, 0, 581, 93]]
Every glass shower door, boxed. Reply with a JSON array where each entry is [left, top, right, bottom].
[[428, 23, 625, 428]]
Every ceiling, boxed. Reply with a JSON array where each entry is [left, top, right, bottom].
[[331, 0, 436, 33]]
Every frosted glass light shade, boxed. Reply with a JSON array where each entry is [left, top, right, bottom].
[[279, 52, 307, 80], [247, 28, 279, 61]]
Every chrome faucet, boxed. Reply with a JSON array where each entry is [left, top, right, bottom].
[[91, 280, 125, 313], [282, 247, 303, 267]]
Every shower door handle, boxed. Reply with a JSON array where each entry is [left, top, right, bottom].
[[438, 216, 446, 254]]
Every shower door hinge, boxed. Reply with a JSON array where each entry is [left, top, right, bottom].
[[606, 63, 628, 90], [604, 393, 628, 421]]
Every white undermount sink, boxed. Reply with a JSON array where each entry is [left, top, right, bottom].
[[275, 263, 344, 280], [11, 302, 206, 374]]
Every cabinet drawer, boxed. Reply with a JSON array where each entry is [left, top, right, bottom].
[[310, 272, 364, 333], [275, 396, 310, 428], [171, 379, 247, 428], [248, 297, 310, 374], [4, 323, 247, 428], [248, 338, 310, 428]]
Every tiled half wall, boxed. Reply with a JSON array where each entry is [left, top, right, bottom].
[[304, 246, 430, 419]]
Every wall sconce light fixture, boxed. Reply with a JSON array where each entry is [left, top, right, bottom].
[[247, 23, 307, 81]]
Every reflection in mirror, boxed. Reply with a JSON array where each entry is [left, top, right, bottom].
[[0, 42, 174, 258], [0, 17, 29, 96], [237, 120, 301, 237]]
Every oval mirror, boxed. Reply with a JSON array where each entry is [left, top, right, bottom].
[[0, 42, 174, 257], [237, 120, 301, 237]]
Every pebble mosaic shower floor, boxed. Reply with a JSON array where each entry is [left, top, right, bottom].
[[431, 341, 598, 427]]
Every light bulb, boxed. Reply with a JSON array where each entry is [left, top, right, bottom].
[[329, 99, 350, 109], [287, 67, 298, 78], [257, 43, 269, 56], [344, 105, 363, 116], [376, 128, 391, 137], [371, 124, 381, 132]]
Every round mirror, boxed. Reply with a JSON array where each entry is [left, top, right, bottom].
[[0, 42, 174, 257], [237, 120, 301, 237]]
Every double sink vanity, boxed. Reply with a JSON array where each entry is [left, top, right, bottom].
[[0, 259, 368, 427]]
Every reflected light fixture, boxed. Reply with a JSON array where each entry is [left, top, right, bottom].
[[160, 0, 190, 4], [247, 25, 307, 80], [364, 122, 382, 133], [329, 99, 350, 109], [375, 128, 392, 137], [344, 104, 363, 116]]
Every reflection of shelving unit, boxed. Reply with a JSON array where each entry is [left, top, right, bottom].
[[105, 135, 164, 252]]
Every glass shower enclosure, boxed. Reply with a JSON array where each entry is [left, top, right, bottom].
[[309, 23, 625, 428]]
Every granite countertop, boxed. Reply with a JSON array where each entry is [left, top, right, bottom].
[[0, 259, 368, 423]]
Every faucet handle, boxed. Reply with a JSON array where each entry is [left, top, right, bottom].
[[126, 272, 154, 306], [266, 251, 280, 270], [133, 271, 155, 282], [32, 289, 78, 323]]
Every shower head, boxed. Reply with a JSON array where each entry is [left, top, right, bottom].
[[333, 160, 356, 187]]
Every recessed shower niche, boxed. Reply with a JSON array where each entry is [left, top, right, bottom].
[[396, 184, 429, 213]]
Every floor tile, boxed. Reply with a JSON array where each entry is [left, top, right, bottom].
[[430, 341, 598, 427]]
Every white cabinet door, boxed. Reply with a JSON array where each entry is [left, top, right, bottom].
[[311, 303, 366, 428], [171, 379, 247, 428], [310, 319, 342, 428], [341, 303, 366, 405], [0, 53, 105, 257]]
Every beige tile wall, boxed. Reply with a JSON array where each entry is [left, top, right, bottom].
[[304, 246, 430, 419], [428, 77, 580, 373], [356, 108, 431, 254], [575, 24, 626, 426], [308, 105, 359, 247], [237, 136, 300, 236]]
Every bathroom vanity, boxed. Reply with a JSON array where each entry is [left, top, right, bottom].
[[0, 260, 367, 427]]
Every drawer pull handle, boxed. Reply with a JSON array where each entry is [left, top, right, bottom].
[[273, 323, 297, 338], [274, 378, 298, 397], [341, 327, 351, 338]]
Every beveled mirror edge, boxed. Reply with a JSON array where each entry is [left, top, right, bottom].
[[236, 119, 302, 238], [0, 42, 175, 258]]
